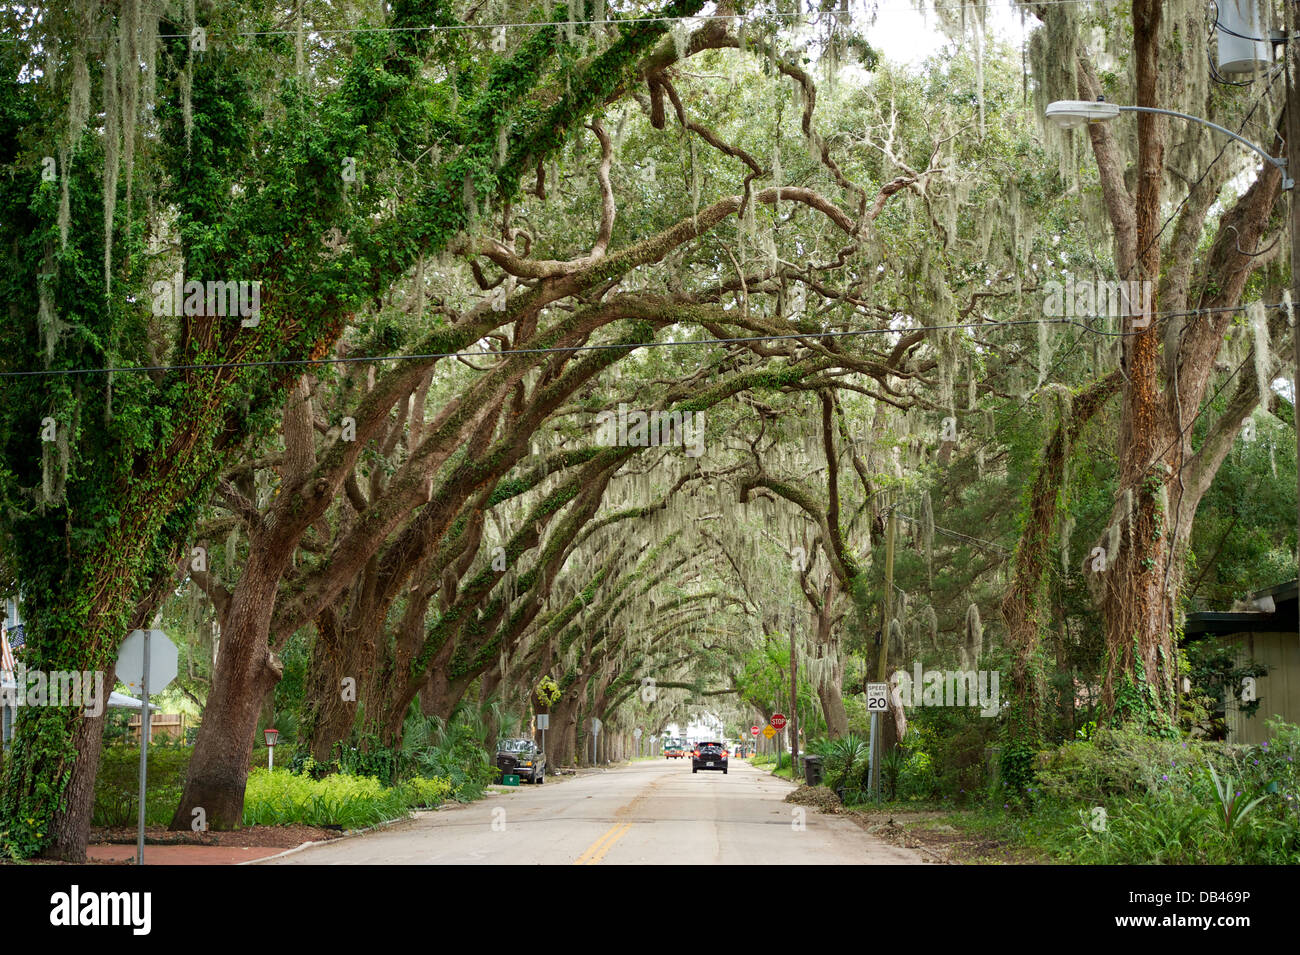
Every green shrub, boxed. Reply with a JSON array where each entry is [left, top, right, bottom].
[[242, 768, 417, 829], [401, 710, 496, 798], [819, 734, 869, 800], [1035, 726, 1234, 804], [336, 739, 404, 787], [92, 745, 192, 827], [931, 720, 996, 796], [897, 749, 938, 800], [401, 775, 455, 809], [894, 707, 998, 800], [1071, 795, 1220, 864], [1031, 720, 1300, 864]]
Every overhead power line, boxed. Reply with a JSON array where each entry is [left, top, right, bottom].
[[894, 511, 1012, 555]]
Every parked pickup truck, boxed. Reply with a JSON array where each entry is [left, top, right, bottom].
[[495, 738, 545, 783]]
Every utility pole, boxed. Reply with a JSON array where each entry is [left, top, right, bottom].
[[789, 607, 799, 782], [878, 504, 897, 684], [1288, 0, 1300, 573], [870, 503, 897, 798]]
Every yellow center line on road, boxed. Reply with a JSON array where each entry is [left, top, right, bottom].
[[571, 763, 677, 865], [572, 823, 623, 865], [574, 822, 631, 865]]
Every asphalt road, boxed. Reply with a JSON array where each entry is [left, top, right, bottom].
[[263, 756, 923, 865]]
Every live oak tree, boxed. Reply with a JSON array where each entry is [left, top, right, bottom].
[[165, 12, 947, 826], [0, 0, 708, 860], [1001, 0, 1293, 765]]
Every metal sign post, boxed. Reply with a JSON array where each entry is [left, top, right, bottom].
[[866, 683, 888, 800], [868, 711, 878, 799], [118, 629, 178, 866], [136, 631, 150, 866]]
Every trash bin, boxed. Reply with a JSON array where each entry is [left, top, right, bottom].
[[803, 754, 824, 787]]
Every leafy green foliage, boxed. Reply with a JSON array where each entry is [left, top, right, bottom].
[[1030, 720, 1300, 863], [242, 768, 452, 828], [817, 733, 869, 799], [1182, 638, 1269, 738], [400, 708, 496, 798], [1205, 761, 1267, 835], [91, 745, 193, 828]]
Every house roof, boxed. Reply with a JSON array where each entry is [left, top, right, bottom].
[[1183, 579, 1299, 639]]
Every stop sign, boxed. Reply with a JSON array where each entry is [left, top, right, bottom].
[[750, 725, 760, 736], [770, 713, 787, 730]]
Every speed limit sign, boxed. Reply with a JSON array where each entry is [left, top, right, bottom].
[[866, 683, 889, 712]]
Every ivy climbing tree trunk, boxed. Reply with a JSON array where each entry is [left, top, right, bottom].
[[999, 371, 1120, 785], [1075, 0, 1285, 730]]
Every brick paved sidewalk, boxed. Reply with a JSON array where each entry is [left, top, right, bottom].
[[87, 843, 297, 864]]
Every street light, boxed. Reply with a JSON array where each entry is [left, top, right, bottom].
[[264, 727, 279, 770], [1045, 99, 1293, 189], [1049, 90, 1300, 612]]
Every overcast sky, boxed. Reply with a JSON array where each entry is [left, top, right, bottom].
[[863, 0, 1031, 66]]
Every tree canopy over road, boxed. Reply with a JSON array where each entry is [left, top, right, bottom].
[[1, 0, 1296, 864]]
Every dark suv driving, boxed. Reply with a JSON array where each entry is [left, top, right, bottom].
[[496, 738, 546, 783], [692, 741, 728, 774]]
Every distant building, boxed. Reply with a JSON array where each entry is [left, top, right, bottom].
[[1184, 581, 1299, 745], [2, 596, 22, 748]]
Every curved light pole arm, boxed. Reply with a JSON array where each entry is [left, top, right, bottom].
[[1118, 105, 1293, 189]]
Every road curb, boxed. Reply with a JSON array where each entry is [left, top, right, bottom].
[[241, 803, 462, 864], [242, 840, 326, 864]]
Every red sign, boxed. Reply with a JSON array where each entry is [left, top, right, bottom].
[[770, 713, 787, 730], [750, 725, 760, 736]]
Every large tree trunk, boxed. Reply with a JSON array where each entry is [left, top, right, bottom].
[[546, 693, 580, 768], [301, 607, 360, 761], [171, 562, 284, 830], [1, 565, 164, 860], [480, 666, 503, 752], [172, 379, 332, 829], [814, 600, 848, 738], [818, 678, 849, 740], [4, 666, 113, 860], [560, 717, 576, 768], [1063, 1, 1282, 732], [382, 664, 473, 746], [1098, 0, 1178, 727]]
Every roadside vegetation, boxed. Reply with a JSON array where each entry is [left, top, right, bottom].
[[778, 713, 1300, 864], [89, 706, 496, 831]]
